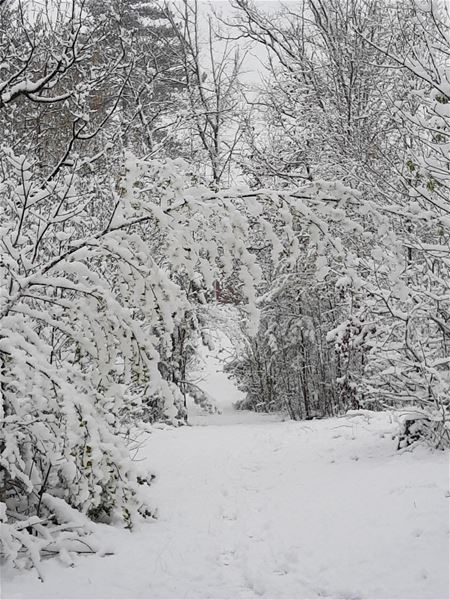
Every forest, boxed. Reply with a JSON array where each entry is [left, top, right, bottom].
[[0, 0, 449, 596]]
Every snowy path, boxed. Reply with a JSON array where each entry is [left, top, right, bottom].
[[4, 410, 449, 599]]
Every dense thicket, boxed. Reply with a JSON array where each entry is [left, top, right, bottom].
[[226, 0, 450, 438]]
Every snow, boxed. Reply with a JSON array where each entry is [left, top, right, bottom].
[[190, 330, 244, 413], [3, 410, 449, 599]]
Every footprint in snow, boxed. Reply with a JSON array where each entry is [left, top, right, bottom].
[[218, 550, 235, 566]]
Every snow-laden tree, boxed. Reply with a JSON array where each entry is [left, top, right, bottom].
[[342, 0, 450, 446], [0, 0, 257, 572], [164, 0, 246, 186], [225, 0, 449, 446], [226, 179, 379, 418], [87, 0, 186, 158], [230, 0, 407, 188], [224, 0, 398, 417], [0, 0, 151, 572]]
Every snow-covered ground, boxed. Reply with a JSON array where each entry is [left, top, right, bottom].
[[189, 328, 245, 413], [3, 409, 449, 599]]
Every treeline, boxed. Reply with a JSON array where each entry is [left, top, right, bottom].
[[225, 0, 450, 432]]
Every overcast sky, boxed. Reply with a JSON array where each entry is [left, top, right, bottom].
[[196, 0, 288, 85]]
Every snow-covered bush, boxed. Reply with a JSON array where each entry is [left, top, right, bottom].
[[0, 0, 261, 570], [226, 0, 450, 448], [0, 139, 272, 567]]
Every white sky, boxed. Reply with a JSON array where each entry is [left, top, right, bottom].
[[168, 0, 298, 85], [197, 0, 288, 85]]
